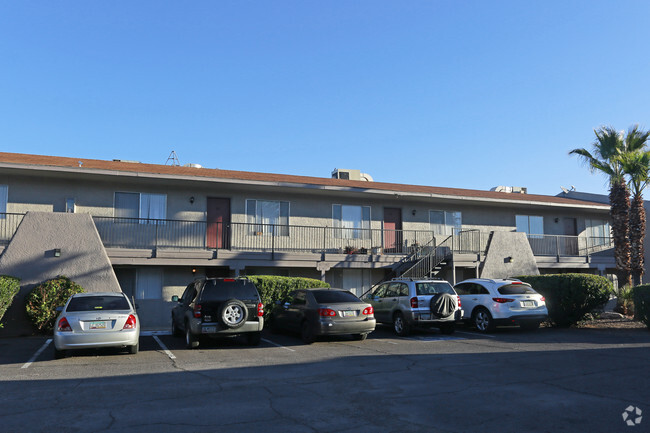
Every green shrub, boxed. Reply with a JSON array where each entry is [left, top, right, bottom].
[[632, 285, 650, 328], [517, 274, 613, 327], [25, 276, 84, 333], [246, 276, 329, 318], [0, 275, 20, 329]]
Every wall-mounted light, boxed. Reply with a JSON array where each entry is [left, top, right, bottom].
[[412, 209, 417, 216], [189, 196, 195, 204], [54, 249, 61, 257], [192, 268, 196, 275], [504, 256, 514, 263], [554, 218, 559, 223]]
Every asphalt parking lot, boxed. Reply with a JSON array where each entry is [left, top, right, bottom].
[[1, 325, 649, 433]]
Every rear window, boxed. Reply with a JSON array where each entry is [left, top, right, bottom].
[[312, 290, 360, 304], [416, 282, 455, 295], [200, 279, 259, 301], [67, 295, 130, 312], [498, 284, 536, 295]]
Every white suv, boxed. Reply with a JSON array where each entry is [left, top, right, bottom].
[[363, 278, 463, 336], [454, 278, 548, 332]]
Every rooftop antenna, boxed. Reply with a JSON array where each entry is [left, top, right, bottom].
[[166, 150, 180, 166]]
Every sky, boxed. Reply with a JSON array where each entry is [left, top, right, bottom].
[[1, 1, 650, 196]]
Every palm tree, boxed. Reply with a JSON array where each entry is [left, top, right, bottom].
[[618, 127, 650, 286], [569, 126, 643, 287]]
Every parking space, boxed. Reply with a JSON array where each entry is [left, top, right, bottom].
[[2, 327, 650, 432]]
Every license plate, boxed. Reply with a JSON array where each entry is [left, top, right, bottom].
[[90, 321, 106, 329], [202, 326, 216, 333], [341, 310, 356, 317], [521, 301, 535, 307]]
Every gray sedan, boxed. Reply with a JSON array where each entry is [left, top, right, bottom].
[[53, 292, 140, 358], [269, 288, 376, 343]]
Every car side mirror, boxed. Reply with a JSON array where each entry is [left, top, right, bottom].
[[172, 295, 179, 302], [55, 306, 64, 313]]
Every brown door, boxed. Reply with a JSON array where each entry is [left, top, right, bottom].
[[207, 198, 231, 249], [563, 217, 578, 255], [384, 208, 403, 253]]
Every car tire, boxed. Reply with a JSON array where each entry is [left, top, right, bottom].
[[171, 317, 182, 337], [301, 320, 315, 344], [520, 321, 540, 331], [128, 342, 139, 354], [473, 308, 495, 333], [439, 323, 455, 335], [54, 348, 66, 359], [393, 312, 411, 336], [185, 324, 199, 349], [353, 333, 368, 341], [430, 293, 457, 319], [219, 299, 249, 329]]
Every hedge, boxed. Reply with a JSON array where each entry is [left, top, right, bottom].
[[516, 274, 613, 327], [632, 285, 650, 328], [25, 276, 84, 333], [0, 275, 20, 329], [246, 276, 329, 318]]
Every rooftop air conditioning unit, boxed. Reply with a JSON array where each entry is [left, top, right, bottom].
[[331, 169, 373, 181], [490, 186, 527, 194]]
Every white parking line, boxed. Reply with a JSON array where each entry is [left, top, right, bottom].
[[456, 331, 496, 338], [261, 338, 295, 352], [153, 335, 176, 359], [22, 339, 52, 369]]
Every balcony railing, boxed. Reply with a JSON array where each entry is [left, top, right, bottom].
[[526, 234, 613, 257], [0, 213, 25, 245]]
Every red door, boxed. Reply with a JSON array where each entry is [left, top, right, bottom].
[[207, 198, 231, 249], [384, 208, 403, 253]]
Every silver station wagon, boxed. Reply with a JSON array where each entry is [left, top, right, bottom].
[[53, 292, 140, 358]]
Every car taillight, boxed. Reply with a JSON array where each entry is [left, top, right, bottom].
[[410, 297, 419, 308], [540, 296, 546, 302], [123, 314, 137, 329], [57, 317, 72, 332], [257, 302, 264, 317], [493, 297, 515, 303], [319, 308, 336, 317], [362, 306, 373, 315], [193, 304, 202, 318], [457, 296, 461, 308]]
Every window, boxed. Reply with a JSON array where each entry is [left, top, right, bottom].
[[0, 185, 7, 218], [429, 210, 462, 236], [135, 268, 163, 300], [516, 215, 544, 238], [332, 204, 371, 239], [65, 198, 76, 213], [246, 199, 289, 236], [115, 192, 167, 223], [586, 219, 611, 247]]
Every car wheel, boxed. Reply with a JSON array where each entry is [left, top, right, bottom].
[[54, 348, 66, 359], [353, 333, 368, 341], [301, 320, 315, 344], [247, 331, 262, 346], [128, 342, 139, 354], [171, 317, 182, 337], [473, 308, 495, 333], [520, 321, 540, 331], [393, 312, 411, 336], [439, 323, 455, 335], [185, 324, 199, 349], [219, 299, 249, 329]]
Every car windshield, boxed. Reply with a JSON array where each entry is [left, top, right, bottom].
[[498, 284, 536, 295], [200, 279, 259, 301], [67, 295, 130, 312], [416, 282, 455, 295], [312, 290, 360, 304]]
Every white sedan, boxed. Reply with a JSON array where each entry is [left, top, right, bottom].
[[53, 292, 140, 358]]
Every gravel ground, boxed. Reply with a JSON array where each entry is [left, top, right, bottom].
[[576, 315, 647, 329]]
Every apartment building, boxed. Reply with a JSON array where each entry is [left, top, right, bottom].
[[0, 152, 614, 330]]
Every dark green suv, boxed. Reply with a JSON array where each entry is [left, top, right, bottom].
[[171, 277, 264, 349]]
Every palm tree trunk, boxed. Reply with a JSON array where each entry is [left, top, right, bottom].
[[610, 179, 631, 287], [630, 193, 646, 286]]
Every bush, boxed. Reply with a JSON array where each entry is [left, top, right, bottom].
[[246, 276, 329, 318], [632, 285, 650, 328], [517, 274, 613, 327], [0, 275, 20, 329], [25, 276, 84, 333]]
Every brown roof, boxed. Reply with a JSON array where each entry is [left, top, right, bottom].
[[0, 151, 607, 207]]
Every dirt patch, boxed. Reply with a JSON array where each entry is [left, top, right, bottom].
[[576, 315, 647, 329]]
